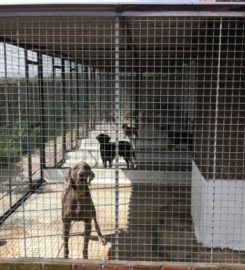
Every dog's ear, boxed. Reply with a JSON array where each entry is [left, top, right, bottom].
[[82, 163, 95, 184], [70, 164, 80, 179], [69, 166, 75, 179], [68, 167, 72, 178], [96, 134, 103, 142], [104, 134, 111, 143], [66, 167, 76, 188], [65, 170, 72, 188], [87, 170, 95, 185]]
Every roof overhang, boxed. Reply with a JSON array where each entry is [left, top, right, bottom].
[[0, 1, 244, 18], [0, 0, 244, 70]]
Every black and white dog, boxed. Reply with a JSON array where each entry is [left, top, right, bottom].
[[96, 133, 136, 169], [122, 124, 138, 139]]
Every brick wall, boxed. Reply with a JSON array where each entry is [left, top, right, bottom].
[[0, 259, 245, 270]]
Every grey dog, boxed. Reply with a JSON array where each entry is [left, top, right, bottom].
[[62, 162, 107, 259]]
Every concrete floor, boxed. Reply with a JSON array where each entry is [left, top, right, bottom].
[[0, 181, 244, 263]]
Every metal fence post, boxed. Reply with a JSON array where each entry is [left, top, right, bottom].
[[38, 52, 46, 179], [114, 15, 120, 260]]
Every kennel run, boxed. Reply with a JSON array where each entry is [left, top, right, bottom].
[[0, 0, 244, 265]]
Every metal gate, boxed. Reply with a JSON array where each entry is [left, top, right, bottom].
[[0, 10, 244, 264]]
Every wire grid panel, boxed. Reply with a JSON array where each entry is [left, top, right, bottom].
[[0, 16, 244, 264]]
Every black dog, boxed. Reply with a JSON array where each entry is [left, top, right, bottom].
[[62, 162, 107, 259], [96, 134, 115, 168], [161, 125, 193, 151], [96, 133, 136, 169]]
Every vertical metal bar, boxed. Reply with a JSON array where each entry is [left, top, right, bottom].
[[38, 52, 45, 179], [69, 61, 74, 148], [15, 19, 27, 258], [24, 49, 33, 187], [211, 18, 223, 261], [99, 69, 103, 122], [123, 17, 140, 134], [3, 41, 12, 208], [114, 15, 120, 260], [89, 68, 93, 130], [75, 63, 80, 144], [61, 59, 66, 155], [52, 57, 57, 166], [95, 69, 100, 129], [84, 66, 89, 136]]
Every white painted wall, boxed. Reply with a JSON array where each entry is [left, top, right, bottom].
[[192, 161, 245, 250]]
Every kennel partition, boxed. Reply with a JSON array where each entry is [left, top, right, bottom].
[[0, 1, 244, 266]]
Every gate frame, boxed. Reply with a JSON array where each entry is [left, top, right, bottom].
[[0, 2, 244, 265]]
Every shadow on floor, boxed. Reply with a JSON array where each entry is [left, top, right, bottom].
[[106, 183, 245, 264]]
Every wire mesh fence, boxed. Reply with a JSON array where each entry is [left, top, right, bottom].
[[0, 15, 244, 263]]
